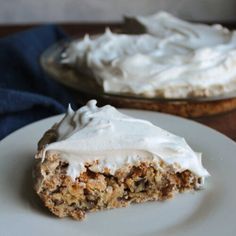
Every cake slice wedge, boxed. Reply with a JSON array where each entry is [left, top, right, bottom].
[[33, 100, 209, 220]]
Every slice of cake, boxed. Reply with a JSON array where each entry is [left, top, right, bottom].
[[33, 100, 209, 220]]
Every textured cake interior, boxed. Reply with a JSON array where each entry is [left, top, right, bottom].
[[33, 153, 202, 220]]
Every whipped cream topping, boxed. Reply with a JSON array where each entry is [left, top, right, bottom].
[[41, 100, 209, 180], [63, 12, 236, 98]]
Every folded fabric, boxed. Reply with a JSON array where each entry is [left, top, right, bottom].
[[0, 25, 76, 140]]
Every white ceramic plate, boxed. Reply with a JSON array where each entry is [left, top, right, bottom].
[[0, 110, 235, 236]]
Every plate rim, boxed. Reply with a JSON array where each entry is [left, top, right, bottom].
[[1, 108, 235, 145]]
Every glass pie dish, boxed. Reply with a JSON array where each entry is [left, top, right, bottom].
[[40, 38, 236, 117]]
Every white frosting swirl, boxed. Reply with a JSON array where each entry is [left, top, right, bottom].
[[63, 12, 236, 98], [42, 100, 209, 180]]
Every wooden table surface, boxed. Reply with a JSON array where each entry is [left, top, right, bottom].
[[0, 23, 235, 141]]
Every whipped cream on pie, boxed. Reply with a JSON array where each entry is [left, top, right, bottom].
[[41, 100, 209, 180], [63, 12, 236, 98]]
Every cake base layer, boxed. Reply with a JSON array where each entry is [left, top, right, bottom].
[[33, 155, 202, 220]]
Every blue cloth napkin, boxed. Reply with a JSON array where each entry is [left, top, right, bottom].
[[0, 25, 76, 140]]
